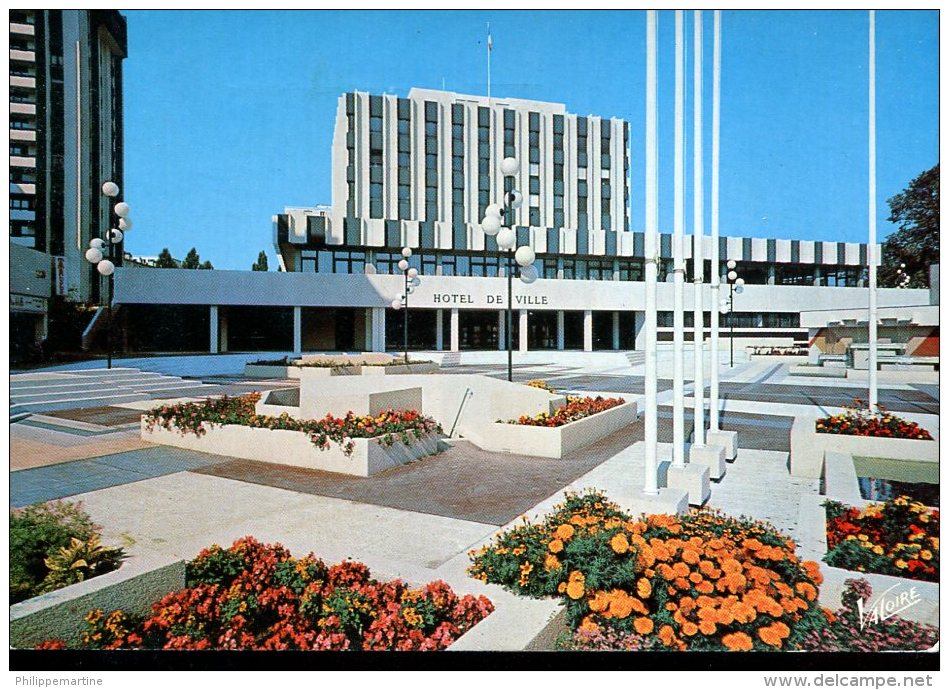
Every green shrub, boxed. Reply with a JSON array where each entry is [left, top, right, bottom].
[[10, 501, 123, 603]]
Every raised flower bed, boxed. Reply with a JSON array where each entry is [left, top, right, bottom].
[[471, 396, 636, 459], [790, 403, 936, 479], [37, 537, 494, 651], [142, 394, 443, 476], [468, 490, 937, 652], [816, 404, 933, 440], [824, 496, 939, 582]]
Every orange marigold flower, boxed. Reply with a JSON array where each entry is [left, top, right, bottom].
[[638, 547, 657, 569], [578, 616, 599, 634], [721, 558, 743, 574], [698, 619, 717, 636], [681, 621, 699, 637], [723, 631, 754, 651], [822, 607, 837, 624], [689, 571, 704, 584], [607, 592, 635, 619], [544, 553, 561, 571], [698, 559, 717, 576], [556, 524, 575, 540], [732, 601, 757, 624], [681, 548, 701, 565], [672, 562, 691, 578], [566, 580, 585, 600], [588, 590, 610, 613], [743, 538, 764, 552], [795, 582, 817, 601], [758, 625, 785, 649], [636, 577, 652, 599], [695, 580, 715, 594], [634, 617, 654, 635], [658, 625, 676, 646], [665, 602, 678, 612], [610, 533, 630, 554], [802, 560, 824, 585], [652, 543, 672, 562], [674, 577, 691, 590]]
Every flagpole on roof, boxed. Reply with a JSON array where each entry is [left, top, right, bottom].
[[487, 22, 492, 101], [868, 10, 879, 410]]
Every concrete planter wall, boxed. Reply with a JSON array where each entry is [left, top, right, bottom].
[[10, 556, 186, 648], [790, 416, 937, 479], [141, 420, 441, 477], [466, 401, 638, 459], [359, 362, 440, 376]]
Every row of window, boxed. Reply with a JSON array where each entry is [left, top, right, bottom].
[[294, 249, 866, 288], [657, 312, 801, 328]]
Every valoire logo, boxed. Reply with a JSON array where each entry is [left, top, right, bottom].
[[857, 584, 922, 630]]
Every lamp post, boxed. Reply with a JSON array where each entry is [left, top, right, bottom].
[[85, 181, 130, 369], [390, 246, 419, 364], [480, 156, 537, 382], [895, 263, 911, 288], [723, 259, 744, 368]]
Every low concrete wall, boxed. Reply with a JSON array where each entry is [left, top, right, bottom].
[[10, 555, 186, 648], [359, 362, 440, 376], [790, 415, 937, 479], [298, 373, 562, 438], [244, 364, 308, 379], [467, 401, 637, 459], [788, 365, 847, 378], [141, 420, 440, 476]]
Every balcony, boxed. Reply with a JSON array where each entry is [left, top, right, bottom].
[[10, 22, 36, 36], [10, 129, 36, 142], [10, 49, 35, 62], [10, 103, 36, 115], [10, 156, 36, 168], [10, 75, 36, 89]]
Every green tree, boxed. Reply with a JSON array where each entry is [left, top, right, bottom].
[[181, 247, 201, 270], [199, 260, 214, 270], [880, 165, 938, 288], [154, 248, 178, 268], [251, 251, 269, 272]]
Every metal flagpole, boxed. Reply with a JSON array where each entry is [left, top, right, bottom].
[[709, 10, 722, 431], [672, 10, 686, 469], [643, 10, 659, 495], [868, 10, 879, 410], [643, 9, 659, 495], [692, 10, 706, 448]]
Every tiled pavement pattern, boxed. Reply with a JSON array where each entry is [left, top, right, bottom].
[[191, 409, 791, 526], [442, 365, 938, 415], [10, 445, 231, 508]]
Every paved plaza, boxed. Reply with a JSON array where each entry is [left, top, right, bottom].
[[9, 350, 940, 650]]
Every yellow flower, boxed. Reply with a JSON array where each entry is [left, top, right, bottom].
[[872, 546, 884, 555], [920, 550, 932, 560], [895, 559, 908, 569]]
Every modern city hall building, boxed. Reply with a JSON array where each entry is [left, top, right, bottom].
[[113, 88, 931, 355]]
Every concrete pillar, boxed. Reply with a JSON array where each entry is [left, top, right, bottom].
[[210, 306, 219, 353], [219, 309, 228, 353], [293, 306, 302, 353], [369, 307, 386, 353], [519, 309, 528, 352], [612, 311, 620, 350], [814, 266, 822, 287], [583, 310, 593, 352], [767, 264, 776, 285], [435, 309, 444, 351], [450, 308, 460, 352], [633, 311, 645, 350], [498, 310, 506, 351], [556, 311, 565, 350], [363, 308, 373, 352]]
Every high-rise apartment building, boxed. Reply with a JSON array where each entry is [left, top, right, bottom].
[[9, 9, 127, 359]]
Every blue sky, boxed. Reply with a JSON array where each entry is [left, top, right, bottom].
[[122, 9, 937, 270]]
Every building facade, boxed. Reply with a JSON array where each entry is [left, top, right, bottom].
[[112, 87, 929, 356], [9, 9, 127, 359]]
